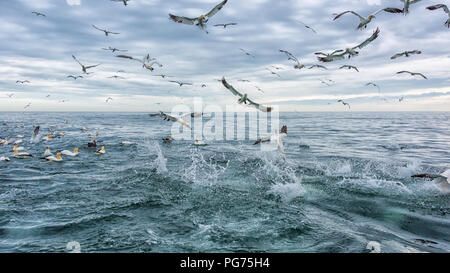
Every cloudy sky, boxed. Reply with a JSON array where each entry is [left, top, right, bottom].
[[0, 0, 449, 111]]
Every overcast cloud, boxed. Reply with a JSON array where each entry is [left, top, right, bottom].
[[0, 0, 449, 111]]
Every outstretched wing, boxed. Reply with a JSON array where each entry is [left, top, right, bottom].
[[72, 55, 83, 67], [279, 49, 299, 63], [116, 55, 143, 63], [85, 64, 100, 69], [221, 77, 244, 98], [92, 25, 104, 32], [414, 73, 428, 79], [246, 98, 273, 112], [206, 0, 228, 18], [169, 14, 196, 25], [390, 52, 404, 59], [254, 136, 271, 145], [427, 4, 449, 14], [334, 10, 365, 21], [353, 28, 380, 50]]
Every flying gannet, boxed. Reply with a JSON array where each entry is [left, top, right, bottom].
[[169, 0, 228, 33], [221, 77, 273, 112]]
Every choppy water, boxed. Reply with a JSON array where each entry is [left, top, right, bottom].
[[0, 112, 449, 253]]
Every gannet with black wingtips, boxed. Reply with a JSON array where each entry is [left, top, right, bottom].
[[1, 136, 12, 146], [13, 146, 33, 159], [95, 146, 106, 155], [0, 156, 10, 162], [43, 147, 53, 157], [412, 170, 450, 194], [45, 152, 63, 162], [61, 148, 79, 157], [11, 143, 24, 152], [149, 112, 192, 128], [120, 141, 137, 146], [169, 0, 228, 33], [254, 125, 288, 158]]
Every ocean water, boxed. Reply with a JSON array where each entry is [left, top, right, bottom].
[[0, 111, 449, 253]]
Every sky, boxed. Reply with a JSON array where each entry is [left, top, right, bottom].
[[0, 0, 449, 112]]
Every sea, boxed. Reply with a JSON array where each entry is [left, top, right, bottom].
[[0, 111, 449, 253]]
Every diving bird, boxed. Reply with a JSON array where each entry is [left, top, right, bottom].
[[333, 9, 403, 30], [279, 50, 304, 69], [308, 64, 327, 70], [339, 65, 359, 72], [298, 21, 317, 34], [317, 28, 380, 62], [61, 148, 79, 157], [169, 0, 228, 33], [116, 54, 162, 71], [72, 55, 100, 74], [239, 48, 255, 58], [221, 77, 273, 112], [214, 23, 237, 28], [338, 99, 351, 109], [102, 47, 128, 53], [149, 111, 192, 128], [385, 0, 423, 15], [365, 82, 380, 91], [396, 71, 427, 79], [390, 50, 422, 59], [265, 68, 281, 78], [169, 80, 193, 87], [111, 0, 131, 6], [92, 25, 120, 36], [426, 4, 450, 28], [32, 11, 46, 17], [412, 170, 450, 194], [254, 125, 288, 158], [67, 75, 83, 80], [16, 80, 30, 84]]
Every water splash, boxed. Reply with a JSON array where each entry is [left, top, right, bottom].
[[145, 140, 167, 174], [182, 148, 228, 186]]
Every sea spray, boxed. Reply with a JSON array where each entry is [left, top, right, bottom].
[[145, 140, 167, 174]]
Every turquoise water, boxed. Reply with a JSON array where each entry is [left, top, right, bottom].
[[0, 112, 449, 252]]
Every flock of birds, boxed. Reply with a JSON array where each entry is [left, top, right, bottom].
[[2, 0, 450, 189]]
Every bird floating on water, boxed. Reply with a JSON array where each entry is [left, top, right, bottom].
[[169, 0, 228, 33], [61, 148, 79, 157], [95, 146, 106, 155], [45, 153, 62, 162]]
